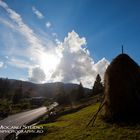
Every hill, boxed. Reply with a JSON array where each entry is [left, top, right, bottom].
[[0, 78, 91, 98], [30, 103, 140, 140]]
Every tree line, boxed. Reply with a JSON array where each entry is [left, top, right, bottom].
[[55, 74, 104, 105], [0, 74, 104, 106]]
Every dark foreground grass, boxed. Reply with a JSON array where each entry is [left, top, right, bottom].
[[32, 103, 140, 140]]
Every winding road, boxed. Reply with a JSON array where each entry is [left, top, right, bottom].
[[0, 102, 58, 140], [0, 106, 47, 140]]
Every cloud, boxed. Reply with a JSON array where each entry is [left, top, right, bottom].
[[0, 1, 53, 63], [32, 6, 44, 19], [46, 22, 51, 28], [28, 67, 46, 83], [7, 57, 34, 69], [52, 32, 57, 37], [0, 18, 15, 30], [0, 61, 4, 68], [0, 1, 45, 53], [94, 58, 110, 79], [51, 31, 109, 88], [55, 38, 61, 45]]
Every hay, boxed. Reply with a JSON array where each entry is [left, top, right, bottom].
[[104, 54, 140, 122]]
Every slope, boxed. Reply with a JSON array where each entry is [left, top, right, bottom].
[[31, 103, 140, 140]]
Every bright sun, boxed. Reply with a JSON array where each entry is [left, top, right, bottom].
[[39, 52, 60, 79]]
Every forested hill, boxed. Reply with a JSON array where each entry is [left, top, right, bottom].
[[0, 78, 91, 98]]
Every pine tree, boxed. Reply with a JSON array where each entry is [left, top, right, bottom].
[[93, 74, 104, 95]]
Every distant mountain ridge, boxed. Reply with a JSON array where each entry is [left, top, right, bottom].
[[3, 78, 91, 98]]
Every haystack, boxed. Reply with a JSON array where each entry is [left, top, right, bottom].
[[104, 54, 140, 121]]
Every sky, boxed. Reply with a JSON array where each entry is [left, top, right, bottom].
[[0, 0, 140, 88]]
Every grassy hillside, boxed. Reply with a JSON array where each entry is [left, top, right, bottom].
[[30, 103, 140, 140]]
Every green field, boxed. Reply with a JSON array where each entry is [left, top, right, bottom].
[[32, 103, 140, 140]]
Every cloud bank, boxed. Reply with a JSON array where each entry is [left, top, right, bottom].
[[50, 31, 109, 88]]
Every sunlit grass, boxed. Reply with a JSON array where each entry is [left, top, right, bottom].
[[32, 103, 140, 140]]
